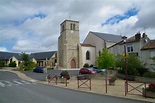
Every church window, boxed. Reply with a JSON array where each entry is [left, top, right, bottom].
[[86, 51, 90, 60], [70, 23, 76, 30], [99, 50, 101, 56], [70, 23, 73, 30], [73, 24, 76, 30]]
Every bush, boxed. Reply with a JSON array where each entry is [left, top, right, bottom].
[[89, 64, 93, 67], [83, 63, 89, 68], [9, 61, 16, 67], [19, 61, 37, 71], [143, 72, 155, 78], [60, 70, 70, 80], [0, 61, 5, 67]]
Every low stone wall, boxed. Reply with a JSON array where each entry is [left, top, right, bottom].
[[116, 73, 155, 83], [135, 76, 155, 83]]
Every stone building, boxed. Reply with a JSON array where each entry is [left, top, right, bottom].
[[58, 20, 122, 69], [58, 20, 82, 69]]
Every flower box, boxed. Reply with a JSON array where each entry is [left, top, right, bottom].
[[142, 83, 155, 98], [143, 89, 155, 98]]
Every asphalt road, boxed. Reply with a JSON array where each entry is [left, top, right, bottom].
[[24, 70, 79, 81], [0, 71, 152, 103]]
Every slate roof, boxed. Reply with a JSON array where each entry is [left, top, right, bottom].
[[30, 51, 57, 60], [141, 40, 155, 50], [90, 31, 122, 42], [0, 51, 21, 60]]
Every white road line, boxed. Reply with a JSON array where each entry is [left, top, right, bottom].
[[13, 81, 23, 85], [0, 82, 5, 87], [20, 80, 31, 84], [4, 81, 18, 86]]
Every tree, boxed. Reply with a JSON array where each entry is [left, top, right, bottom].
[[20, 53, 37, 71], [116, 54, 145, 76], [21, 53, 30, 67], [96, 48, 115, 69]]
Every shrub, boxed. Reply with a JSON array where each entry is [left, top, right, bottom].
[[9, 61, 16, 67], [145, 83, 155, 92], [60, 70, 70, 80], [143, 72, 155, 78], [0, 61, 5, 67], [89, 64, 94, 67], [83, 63, 89, 68]]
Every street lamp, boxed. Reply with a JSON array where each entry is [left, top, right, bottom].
[[122, 36, 128, 96]]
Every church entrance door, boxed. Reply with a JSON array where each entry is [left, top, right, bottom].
[[70, 59, 76, 68]]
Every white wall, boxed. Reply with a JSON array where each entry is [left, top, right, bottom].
[[81, 46, 96, 67]]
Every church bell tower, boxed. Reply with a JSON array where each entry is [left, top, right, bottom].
[[58, 20, 82, 69]]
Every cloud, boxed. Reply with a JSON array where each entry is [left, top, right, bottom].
[[0, 47, 7, 52], [0, 0, 155, 53]]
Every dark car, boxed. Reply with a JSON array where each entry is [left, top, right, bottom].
[[92, 67, 106, 73], [33, 67, 47, 73], [79, 68, 96, 74]]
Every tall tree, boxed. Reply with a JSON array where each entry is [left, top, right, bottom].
[[21, 53, 30, 66], [96, 48, 115, 69]]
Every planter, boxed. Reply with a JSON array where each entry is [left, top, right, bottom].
[[143, 89, 155, 98], [109, 80, 115, 86]]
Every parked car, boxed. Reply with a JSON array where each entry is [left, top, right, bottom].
[[33, 67, 47, 73], [79, 68, 96, 74], [92, 67, 106, 73]]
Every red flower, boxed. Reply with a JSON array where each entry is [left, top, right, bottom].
[[149, 83, 155, 89]]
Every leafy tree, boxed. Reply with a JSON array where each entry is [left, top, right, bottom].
[[96, 48, 115, 69], [20, 53, 37, 71], [116, 54, 145, 76], [21, 53, 30, 66]]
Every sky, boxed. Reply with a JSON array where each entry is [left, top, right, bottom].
[[0, 0, 155, 53]]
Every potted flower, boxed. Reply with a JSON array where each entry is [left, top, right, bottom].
[[109, 76, 116, 86], [143, 83, 155, 98], [60, 70, 70, 83]]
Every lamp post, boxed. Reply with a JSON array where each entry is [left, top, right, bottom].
[[122, 36, 128, 96]]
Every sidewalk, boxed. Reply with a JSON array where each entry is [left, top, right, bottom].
[[1, 69, 154, 103]]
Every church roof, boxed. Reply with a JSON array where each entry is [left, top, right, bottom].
[[30, 51, 57, 60], [90, 31, 122, 42], [0, 51, 21, 60], [81, 44, 95, 47]]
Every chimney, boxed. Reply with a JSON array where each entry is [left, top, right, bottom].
[[135, 32, 141, 40], [142, 33, 147, 38]]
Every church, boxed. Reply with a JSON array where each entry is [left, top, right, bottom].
[[58, 20, 122, 69]]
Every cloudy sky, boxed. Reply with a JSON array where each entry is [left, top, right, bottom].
[[0, 0, 155, 53]]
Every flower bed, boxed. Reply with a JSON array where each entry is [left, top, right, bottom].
[[143, 83, 155, 98]]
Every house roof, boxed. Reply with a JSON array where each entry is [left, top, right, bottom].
[[30, 51, 57, 60], [0, 51, 21, 60], [80, 44, 95, 47], [90, 31, 122, 43], [141, 40, 155, 50]]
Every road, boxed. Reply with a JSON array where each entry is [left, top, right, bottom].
[[0, 71, 152, 103], [24, 70, 79, 81]]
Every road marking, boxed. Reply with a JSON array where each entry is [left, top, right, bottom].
[[20, 80, 31, 84], [4, 81, 18, 86], [0, 82, 5, 87], [13, 81, 23, 85]]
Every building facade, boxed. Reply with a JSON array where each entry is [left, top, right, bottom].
[[58, 20, 82, 69]]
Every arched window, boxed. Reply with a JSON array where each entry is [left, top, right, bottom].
[[70, 23, 73, 30], [73, 24, 76, 30], [86, 51, 90, 60], [99, 50, 101, 56]]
